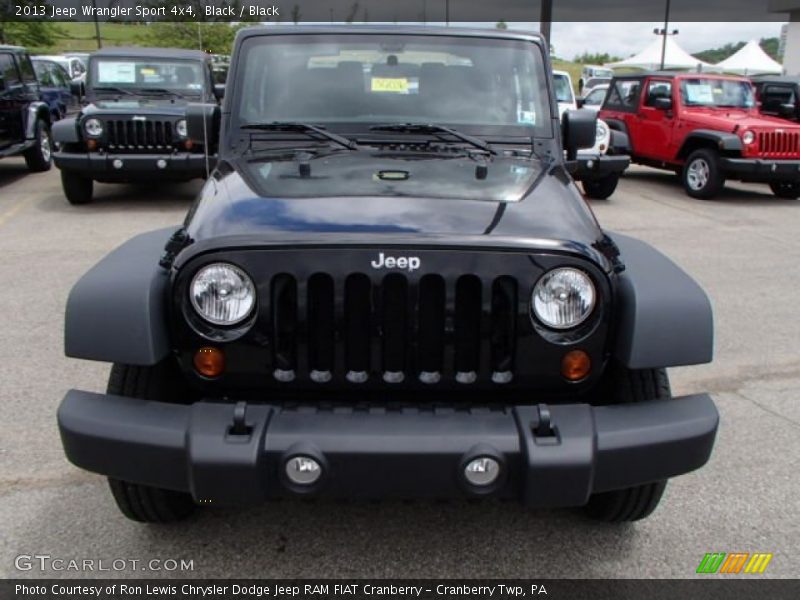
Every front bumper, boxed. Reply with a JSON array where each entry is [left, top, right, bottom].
[[58, 390, 718, 507], [573, 154, 630, 180], [721, 157, 800, 182], [53, 150, 209, 180]]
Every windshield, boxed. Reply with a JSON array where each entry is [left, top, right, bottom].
[[680, 78, 755, 108], [235, 34, 552, 137], [584, 86, 607, 106], [553, 74, 574, 103], [89, 57, 204, 95]]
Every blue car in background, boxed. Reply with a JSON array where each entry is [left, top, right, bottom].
[[32, 58, 79, 121]]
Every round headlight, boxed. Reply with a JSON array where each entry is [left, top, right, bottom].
[[532, 268, 596, 330], [596, 121, 609, 141], [190, 263, 256, 326], [176, 119, 188, 138], [84, 118, 103, 137], [742, 130, 755, 145]]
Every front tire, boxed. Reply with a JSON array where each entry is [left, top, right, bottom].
[[683, 149, 724, 199], [61, 171, 94, 205], [23, 119, 52, 172], [583, 366, 671, 523], [769, 181, 800, 199], [582, 173, 620, 200], [105, 363, 195, 523]]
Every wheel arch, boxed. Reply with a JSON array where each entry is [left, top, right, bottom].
[[677, 130, 743, 160], [610, 232, 714, 369], [65, 228, 177, 365]]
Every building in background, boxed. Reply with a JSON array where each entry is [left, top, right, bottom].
[[770, 0, 800, 74]]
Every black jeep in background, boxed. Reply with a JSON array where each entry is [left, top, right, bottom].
[[0, 45, 53, 172], [751, 75, 800, 123], [58, 27, 718, 525], [52, 47, 222, 204]]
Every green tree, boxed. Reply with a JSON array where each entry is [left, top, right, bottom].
[[573, 52, 622, 65], [0, 1, 64, 47], [137, 22, 246, 54]]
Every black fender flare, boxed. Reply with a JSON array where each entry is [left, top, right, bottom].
[[52, 117, 81, 145], [603, 118, 628, 136], [678, 129, 743, 159], [608, 129, 631, 155], [610, 233, 713, 369], [65, 228, 177, 365]]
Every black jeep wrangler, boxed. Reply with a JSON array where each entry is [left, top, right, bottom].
[[58, 27, 718, 524], [0, 45, 53, 172], [52, 47, 221, 205]]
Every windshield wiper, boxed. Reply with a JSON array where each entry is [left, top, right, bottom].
[[240, 122, 358, 150], [369, 123, 497, 155], [139, 88, 185, 99], [91, 86, 135, 96]]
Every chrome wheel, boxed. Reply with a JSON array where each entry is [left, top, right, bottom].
[[40, 130, 52, 163], [687, 158, 709, 191]]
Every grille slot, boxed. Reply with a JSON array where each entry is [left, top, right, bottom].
[[267, 273, 520, 386], [758, 131, 800, 157], [491, 276, 518, 380], [271, 274, 298, 381], [104, 118, 175, 150]]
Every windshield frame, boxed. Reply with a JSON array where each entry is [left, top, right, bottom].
[[229, 32, 555, 142], [87, 55, 207, 98]]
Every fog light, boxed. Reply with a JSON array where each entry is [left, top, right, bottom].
[[561, 349, 591, 381], [193, 346, 225, 378], [157, 159, 167, 169], [112, 159, 123, 169], [464, 457, 500, 486], [285, 456, 322, 485]]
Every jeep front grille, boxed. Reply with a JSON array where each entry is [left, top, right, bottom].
[[758, 131, 800, 158], [104, 118, 175, 150], [267, 273, 519, 386]]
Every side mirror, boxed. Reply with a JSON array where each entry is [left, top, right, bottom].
[[562, 109, 597, 160], [576, 97, 586, 109], [779, 102, 796, 118], [69, 78, 84, 98], [653, 97, 673, 111], [186, 102, 220, 147], [213, 83, 225, 101]]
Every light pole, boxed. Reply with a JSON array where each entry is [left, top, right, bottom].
[[654, 0, 678, 70], [540, 0, 552, 47]]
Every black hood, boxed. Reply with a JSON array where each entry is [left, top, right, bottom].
[[183, 151, 604, 257], [82, 97, 193, 117]]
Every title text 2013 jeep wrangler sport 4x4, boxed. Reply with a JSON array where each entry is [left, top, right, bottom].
[[600, 72, 800, 199], [58, 27, 718, 524]]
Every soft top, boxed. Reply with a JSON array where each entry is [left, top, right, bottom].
[[90, 47, 207, 61]]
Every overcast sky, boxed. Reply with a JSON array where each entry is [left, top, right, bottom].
[[276, 21, 786, 61], [468, 22, 787, 60]]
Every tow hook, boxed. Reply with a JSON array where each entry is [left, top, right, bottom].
[[227, 400, 253, 438], [532, 403, 558, 444]]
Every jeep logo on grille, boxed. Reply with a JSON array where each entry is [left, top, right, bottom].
[[371, 252, 421, 272]]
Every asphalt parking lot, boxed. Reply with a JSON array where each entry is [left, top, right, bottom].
[[0, 160, 798, 579]]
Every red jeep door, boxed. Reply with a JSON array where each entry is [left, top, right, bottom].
[[634, 78, 675, 159]]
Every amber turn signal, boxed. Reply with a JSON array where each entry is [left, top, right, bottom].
[[184, 139, 193, 150], [86, 139, 97, 151], [561, 350, 591, 381], [194, 346, 225, 377]]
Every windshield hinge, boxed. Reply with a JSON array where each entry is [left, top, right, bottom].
[[595, 234, 625, 273], [159, 227, 193, 270]]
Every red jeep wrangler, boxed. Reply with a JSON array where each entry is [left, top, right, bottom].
[[600, 72, 800, 199]]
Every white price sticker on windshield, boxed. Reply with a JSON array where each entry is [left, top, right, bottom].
[[97, 61, 135, 83]]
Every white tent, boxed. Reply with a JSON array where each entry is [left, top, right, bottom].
[[606, 37, 715, 71], [716, 40, 783, 76]]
